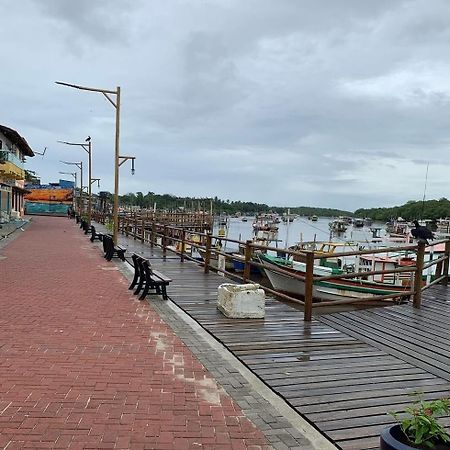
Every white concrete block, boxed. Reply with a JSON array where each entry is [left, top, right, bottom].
[[217, 283, 265, 319]]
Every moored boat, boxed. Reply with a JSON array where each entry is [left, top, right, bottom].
[[329, 218, 347, 233], [257, 253, 410, 302]]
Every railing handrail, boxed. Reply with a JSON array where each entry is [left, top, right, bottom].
[[111, 214, 450, 321]]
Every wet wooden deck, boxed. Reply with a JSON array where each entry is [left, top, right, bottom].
[[114, 233, 450, 450]]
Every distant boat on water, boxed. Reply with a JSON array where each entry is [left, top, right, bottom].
[[329, 218, 347, 233]]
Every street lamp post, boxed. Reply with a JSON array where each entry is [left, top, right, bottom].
[[61, 160, 83, 213], [58, 138, 92, 225], [59, 171, 77, 209], [55, 81, 124, 245]]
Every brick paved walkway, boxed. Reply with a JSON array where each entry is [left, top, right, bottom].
[[0, 217, 270, 450]]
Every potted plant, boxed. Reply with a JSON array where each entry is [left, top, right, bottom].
[[380, 395, 450, 449]]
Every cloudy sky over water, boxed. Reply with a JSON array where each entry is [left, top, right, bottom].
[[2, 0, 450, 211]]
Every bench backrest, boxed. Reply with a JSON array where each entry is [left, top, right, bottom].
[[132, 253, 153, 276], [102, 234, 114, 253], [141, 259, 153, 278]]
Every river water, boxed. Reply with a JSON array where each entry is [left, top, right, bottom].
[[214, 217, 388, 251]]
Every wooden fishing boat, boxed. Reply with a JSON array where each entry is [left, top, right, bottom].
[[329, 218, 347, 233], [257, 253, 411, 302]]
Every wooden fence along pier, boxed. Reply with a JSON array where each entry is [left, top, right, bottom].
[[96, 211, 450, 319], [92, 211, 450, 449]]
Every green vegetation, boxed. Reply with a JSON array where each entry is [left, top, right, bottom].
[[390, 395, 450, 448], [355, 198, 450, 221], [24, 169, 40, 185], [115, 192, 450, 220], [118, 192, 352, 216]]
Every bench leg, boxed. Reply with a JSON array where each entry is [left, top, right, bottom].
[[139, 281, 150, 300], [129, 269, 140, 290], [161, 285, 168, 300], [134, 277, 145, 296]]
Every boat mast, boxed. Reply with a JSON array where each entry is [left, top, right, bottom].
[[421, 162, 429, 220]]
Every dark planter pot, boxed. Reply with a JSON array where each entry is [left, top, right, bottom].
[[380, 425, 450, 450]]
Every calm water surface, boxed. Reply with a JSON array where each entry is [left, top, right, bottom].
[[214, 217, 388, 251]]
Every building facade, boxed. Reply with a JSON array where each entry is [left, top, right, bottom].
[[0, 125, 34, 222]]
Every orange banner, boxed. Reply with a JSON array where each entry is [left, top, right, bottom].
[[25, 188, 73, 202]]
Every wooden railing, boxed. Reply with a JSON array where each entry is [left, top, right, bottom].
[[92, 209, 214, 231], [113, 215, 450, 321]]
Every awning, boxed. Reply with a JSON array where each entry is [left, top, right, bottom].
[[12, 185, 31, 194]]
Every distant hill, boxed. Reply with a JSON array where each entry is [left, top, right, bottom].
[[354, 198, 450, 221], [119, 191, 352, 217]]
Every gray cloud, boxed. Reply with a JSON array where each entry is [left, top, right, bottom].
[[2, 0, 450, 211]]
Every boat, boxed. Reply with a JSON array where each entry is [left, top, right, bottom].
[[385, 217, 411, 241], [241, 217, 248, 222], [289, 241, 360, 270], [353, 218, 364, 228], [282, 212, 295, 223], [257, 253, 410, 302], [329, 218, 347, 233], [197, 248, 235, 271], [252, 214, 279, 244], [311, 215, 318, 222]]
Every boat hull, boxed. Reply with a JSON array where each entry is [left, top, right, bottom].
[[259, 256, 409, 302]]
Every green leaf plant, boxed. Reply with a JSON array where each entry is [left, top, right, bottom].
[[390, 394, 450, 448]]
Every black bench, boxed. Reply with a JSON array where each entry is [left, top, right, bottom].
[[102, 234, 126, 261], [90, 225, 103, 242], [129, 253, 172, 300], [80, 219, 90, 234]]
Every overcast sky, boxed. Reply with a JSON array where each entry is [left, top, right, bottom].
[[2, 0, 450, 211]]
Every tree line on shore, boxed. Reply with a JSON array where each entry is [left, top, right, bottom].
[[354, 198, 450, 221], [119, 191, 450, 221], [119, 192, 352, 217]]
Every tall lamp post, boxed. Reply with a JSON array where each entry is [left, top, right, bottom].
[[58, 138, 92, 225], [61, 160, 83, 213], [56, 81, 125, 245], [59, 171, 77, 210]]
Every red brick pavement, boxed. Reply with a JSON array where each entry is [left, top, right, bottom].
[[0, 217, 270, 450]]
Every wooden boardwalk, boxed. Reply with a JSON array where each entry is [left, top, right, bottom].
[[116, 235, 450, 450]]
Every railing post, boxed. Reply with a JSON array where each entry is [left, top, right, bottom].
[[125, 217, 129, 237], [181, 229, 186, 263], [413, 241, 426, 308], [443, 240, 450, 286], [141, 217, 145, 243], [243, 240, 253, 282], [163, 225, 168, 256], [150, 223, 155, 247], [204, 233, 212, 274], [134, 213, 137, 240], [304, 251, 314, 321]]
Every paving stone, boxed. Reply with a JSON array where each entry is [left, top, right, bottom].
[[109, 223, 324, 450], [0, 216, 271, 450]]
